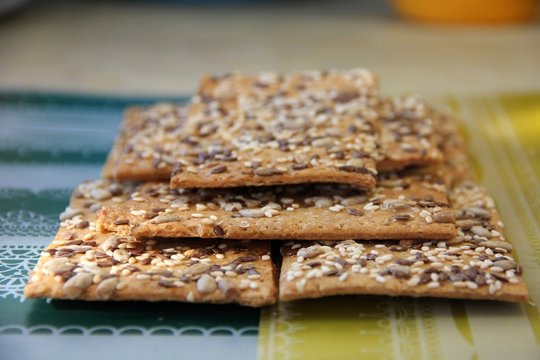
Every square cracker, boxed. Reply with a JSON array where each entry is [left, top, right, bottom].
[[102, 105, 187, 181], [103, 79, 445, 182], [278, 182, 528, 302], [96, 175, 456, 241], [24, 180, 277, 307], [377, 96, 444, 171], [169, 69, 380, 189], [401, 107, 472, 188]]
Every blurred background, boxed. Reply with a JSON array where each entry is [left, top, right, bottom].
[[0, 0, 538, 97]]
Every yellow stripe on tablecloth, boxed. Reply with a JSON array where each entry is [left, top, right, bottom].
[[453, 94, 540, 351]]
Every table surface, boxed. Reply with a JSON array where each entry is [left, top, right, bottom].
[[0, 0, 539, 96], [1, 2, 540, 359]]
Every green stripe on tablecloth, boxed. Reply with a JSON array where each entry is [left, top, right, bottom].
[[0, 92, 189, 164], [0, 91, 188, 108]]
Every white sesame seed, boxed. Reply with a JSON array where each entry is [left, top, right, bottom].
[[295, 279, 306, 291], [363, 203, 380, 211], [121, 269, 132, 276], [116, 282, 127, 290], [306, 269, 318, 279], [407, 276, 420, 286], [377, 254, 393, 264], [239, 221, 250, 228]]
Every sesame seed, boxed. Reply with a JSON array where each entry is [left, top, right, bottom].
[[407, 277, 420, 286], [295, 279, 307, 291]]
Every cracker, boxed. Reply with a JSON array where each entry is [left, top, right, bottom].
[[377, 96, 444, 171], [103, 81, 458, 184], [96, 176, 456, 241], [279, 182, 528, 302], [103, 105, 187, 181], [170, 69, 380, 189], [24, 180, 277, 307], [404, 108, 472, 188], [196, 68, 379, 108]]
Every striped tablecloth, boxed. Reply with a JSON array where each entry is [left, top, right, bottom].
[[0, 92, 538, 359]]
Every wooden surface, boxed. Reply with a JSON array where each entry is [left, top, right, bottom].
[[1, 0, 539, 96]]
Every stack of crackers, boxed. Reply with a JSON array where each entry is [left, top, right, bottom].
[[25, 69, 528, 307]]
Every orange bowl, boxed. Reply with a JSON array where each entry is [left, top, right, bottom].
[[393, 0, 537, 24]]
